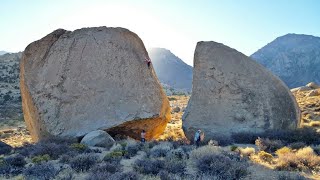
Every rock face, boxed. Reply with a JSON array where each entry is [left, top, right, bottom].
[[80, 130, 115, 148], [182, 41, 300, 141], [20, 27, 170, 141], [251, 34, 320, 88]]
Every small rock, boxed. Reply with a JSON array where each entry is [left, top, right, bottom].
[[208, 139, 219, 146], [306, 90, 319, 97], [172, 106, 181, 113], [306, 82, 320, 89], [291, 86, 312, 92], [80, 130, 115, 148]]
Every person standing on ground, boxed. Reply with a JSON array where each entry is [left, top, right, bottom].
[[145, 57, 151, 68], [194, 129, 202, 147], [141, 130, 146, 143]]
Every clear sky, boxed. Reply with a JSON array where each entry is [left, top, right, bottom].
[[1, 0, 319, 65]]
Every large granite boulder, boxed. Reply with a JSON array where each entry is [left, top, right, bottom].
[[20, 27, 170, 141], [182, 41, 300, 141]]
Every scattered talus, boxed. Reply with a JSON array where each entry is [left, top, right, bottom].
[[20, 27, 170, 141], [182, 41, 300, 141]]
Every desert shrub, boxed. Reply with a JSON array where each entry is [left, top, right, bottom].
[[231, 132, 260, 144], [166, 148, 187, 160], [188, 145, 248, 177], [179, 145, 195, 153], [17, 141, 70, 159], [232, 129, 320, 145], [189, 145, 224, 162], [126, 141, 142, 157], [59, 154, 71, 164], [158, 170, 170, 180], [312, 145, 320, 155], [103, 152, 123, 164], [171, 138, 190, 149], [36, 142, 70, 158], [255, 137, 284, 152], [110, 143, 124, 151], [39, 137, 76, 145], [69, 153, 99, 172], [150, 142, 173, 158], [110, 171, 139, 180], [263, 129, 320, 145], [276, 171, 307, 180], [210, 135, 234, 146], [0, 141, 12, 155], [106, 150, 128, 159], [257, 151, 274, 163], [165, 160, 186, 174], [23, 162, 60, 180], [275, 147, 292, 156], [4, 154, 26, 167], [32, 154, 51, 164], [289, 142, 307, 150], [87, 172, 111, 180], [134, 158, 165, 175], [275, 147, 320, 171], [0, 154, 27, 177], [59, 151, 79, 164], [90, 162, 119, 174], [140, 140, 159, 154], [88, 171, 139, 180], [0, 162, 11, 177], [195, 153, 248, 179], [70, 143, 88, 152], [237, 147, 255, 157], [54, 167, 74, 180], [230, 145, 238, 151], [118, 141, 127, 149]]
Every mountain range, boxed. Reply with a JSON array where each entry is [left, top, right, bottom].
[[148, 48, 193, 94], [251, 33, 320, 88], [0, 52, 22, 119], [0, 51, 8, 55]]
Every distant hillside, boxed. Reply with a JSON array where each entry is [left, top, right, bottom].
[[251, 34, 320, 88], [0, 52, 22, 119], [148, 48, 192, 93], [0, 51, 8, 55]]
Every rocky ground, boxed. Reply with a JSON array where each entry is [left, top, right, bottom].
[[157, 95, 189, 141], [292, 82, 320, 131]]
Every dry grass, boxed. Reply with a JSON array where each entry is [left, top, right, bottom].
[[257, 151, 274, 163], [309, 121, 320, 127], [275, 147, 292, 156], [251, 146, 320, 179], [275, 147, 320, 172], [237, 147, 255, 157]]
